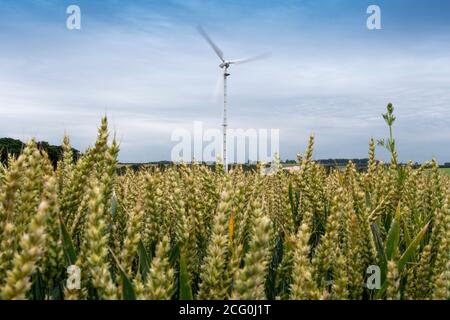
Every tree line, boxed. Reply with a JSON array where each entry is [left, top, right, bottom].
[[0, 137, 80, 167]]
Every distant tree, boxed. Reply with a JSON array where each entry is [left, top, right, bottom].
[[0, 138, 24, 163], [0, 137, 80, 167]]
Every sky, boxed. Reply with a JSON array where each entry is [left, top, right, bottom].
[[0, 0, 449, 163]]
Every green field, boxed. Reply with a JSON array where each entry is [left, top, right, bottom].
[[439, 168, 450, 175]]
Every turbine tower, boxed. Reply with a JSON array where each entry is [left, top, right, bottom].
[[197, 25, 268, 173]]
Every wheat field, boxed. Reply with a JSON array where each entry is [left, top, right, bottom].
[[0, 107, 449, 300]]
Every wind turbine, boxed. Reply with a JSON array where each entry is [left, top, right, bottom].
[[197, 25, 269, 173]]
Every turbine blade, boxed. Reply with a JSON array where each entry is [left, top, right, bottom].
[[229, 52, 271, 65], [197, 25, 225, 62], [211, 69, 224, 104]]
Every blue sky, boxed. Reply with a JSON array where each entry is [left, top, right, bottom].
[[0, 0, 449, 162]]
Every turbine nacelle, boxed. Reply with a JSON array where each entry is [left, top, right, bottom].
[[219, 62, 232, 77], [219, 61, 231, 69]]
